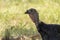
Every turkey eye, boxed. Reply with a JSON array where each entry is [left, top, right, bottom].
[[30, 10, 33, 12]]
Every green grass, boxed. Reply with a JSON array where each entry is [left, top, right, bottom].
[[0, 0, 60, 37]]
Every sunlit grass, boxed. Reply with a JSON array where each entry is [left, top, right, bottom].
[[0, 0, 60, 37]]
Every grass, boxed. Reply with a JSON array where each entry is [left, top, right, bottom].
[[0, 0, 60, 38]]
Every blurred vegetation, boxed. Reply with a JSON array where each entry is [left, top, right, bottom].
[[0, 0, 60, 37]]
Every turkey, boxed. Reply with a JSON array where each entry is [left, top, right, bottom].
[[25, 8, 60, 40]]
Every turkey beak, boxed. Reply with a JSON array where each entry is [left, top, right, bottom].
[[25, 11, 28, 14], [25, 10, 29, 14]]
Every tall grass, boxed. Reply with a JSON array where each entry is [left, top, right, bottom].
[[0, 0, 60, 37]]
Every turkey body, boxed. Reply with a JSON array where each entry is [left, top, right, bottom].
[[25, 8, 60, 40], [37, 22, 60, 40]]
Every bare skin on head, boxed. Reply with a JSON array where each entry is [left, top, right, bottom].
[[25, 8, 40, 26]]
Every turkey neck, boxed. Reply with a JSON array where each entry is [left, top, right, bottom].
[[28, 13, 40, 27]]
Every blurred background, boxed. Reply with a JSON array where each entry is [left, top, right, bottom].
[[0, 0, 60, 40]]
